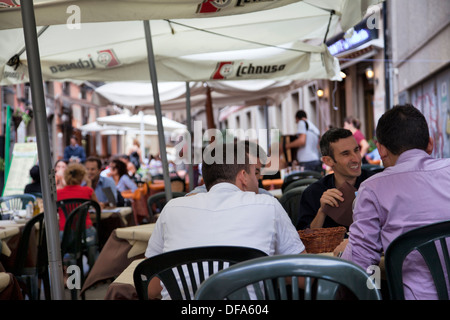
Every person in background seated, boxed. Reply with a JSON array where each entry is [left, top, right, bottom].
[[145, 140, 306, 299], [24, 165, 41, 194], [335, 104, 450, 300], [57, 163, 99, 269], [84, 156, 118, 209], [109, 158, 138, 193], [54, 159, 68, 190]]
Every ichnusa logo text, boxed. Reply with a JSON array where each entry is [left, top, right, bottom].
[[236, 62, 286, 77]]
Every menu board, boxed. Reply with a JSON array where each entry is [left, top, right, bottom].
[[3, 142, 38, 196]]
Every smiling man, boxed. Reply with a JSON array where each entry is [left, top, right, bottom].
[[296, 128, 376, 230]]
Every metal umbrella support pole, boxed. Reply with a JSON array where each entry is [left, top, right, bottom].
[[185, 82, 195, 192], [143, 20, 172, 201], [20, 0, 65, 300]]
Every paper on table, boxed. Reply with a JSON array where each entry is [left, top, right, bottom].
[[321, 182, 356, 227]]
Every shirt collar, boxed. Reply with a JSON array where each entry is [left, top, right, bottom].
[[395, 149, 429, 165], [209, 182, 241, 193]]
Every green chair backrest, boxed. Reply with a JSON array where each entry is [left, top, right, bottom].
[[281, 171, 323, 192], [283, 178, 318, 194], [0, 194, 36, 211], [385, 220, 450, 300], [279, 186, 308, 226], [133, 246, 267, 300], [195, 254, 382, 300], [146, 191, 186, 222], [12, 213, 50, 300]]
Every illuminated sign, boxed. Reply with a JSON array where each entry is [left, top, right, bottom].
[[326, 18, 378, 56]]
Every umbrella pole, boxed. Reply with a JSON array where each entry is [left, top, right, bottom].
[[185, 82, 194, 192], [143, 20, 172, 200], [20, 0, 65, 299]]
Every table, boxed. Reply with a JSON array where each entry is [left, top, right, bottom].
[[104, 258, 144, 300], [261, 179, 283, 190], [0, 220, 21, 259], [0, 272, 23, 300], [81, 223, 154, 294], [0, 220, 30, 272]]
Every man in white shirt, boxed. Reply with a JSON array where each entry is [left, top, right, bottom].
[[145, 140, 306, 299], [285, 110, 322, 172]]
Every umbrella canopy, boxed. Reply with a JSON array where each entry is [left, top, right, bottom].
[[94, 80, 312, 110], [79, 120, 158, 135], [96, 113, 186, 133], [0, 0, 381, 85]]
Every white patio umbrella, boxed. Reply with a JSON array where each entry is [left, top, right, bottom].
[[0, 1, 382, 85], [96, 113, 186, 133], [1, 0, 382, 300], [94, 79, 318, 110], [79, 121, 158, 136]]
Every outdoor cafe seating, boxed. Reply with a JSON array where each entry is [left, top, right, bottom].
[[133, 246, 267, 300]]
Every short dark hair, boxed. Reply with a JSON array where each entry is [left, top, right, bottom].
[[295, 110, 307, 120], [202, 141, 258, 191], [85, 156, 102, 169], [376, 104, 429, 155], [30, 165, 40, 182], [320, 128, 353, 160]]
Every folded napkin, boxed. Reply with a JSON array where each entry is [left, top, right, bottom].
[[322, 182, 356, 227]]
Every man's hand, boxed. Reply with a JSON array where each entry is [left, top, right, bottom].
[[333, 239, 349, 257], [319, 188, 344, 209]]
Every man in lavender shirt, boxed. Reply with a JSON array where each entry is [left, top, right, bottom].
[[336, 104, 450, 300]]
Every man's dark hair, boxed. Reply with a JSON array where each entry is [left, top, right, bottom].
[[376, 104, 429, 155], [202, 140, 259, 191], [29, 165, 40, 182], [295, 110, 307, 120], [320, 128, 353, 160], [86, 156, 102, 170]]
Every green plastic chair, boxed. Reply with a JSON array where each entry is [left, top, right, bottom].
[[0, 194, 36, 211], [281, 171, 323, 192], [195, 254, 382, 300], [283, 178, 318, 194], [146, 191, 186, 223], [279, 185, 308, 226], [61, 201, 97, 300], [11, 213, 50, 300], [56, 198, 102, 247], [384, 220, 450, 300], [133, 246, 268, 300]]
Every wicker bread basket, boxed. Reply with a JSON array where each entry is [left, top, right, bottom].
[[298, 227, 347, 254]]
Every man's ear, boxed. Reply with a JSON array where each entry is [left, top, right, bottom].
[[234, 169, 246, 191], [426, 137, 434, 155], [321, 155, 334, 168], [376, 142, 388, 159]]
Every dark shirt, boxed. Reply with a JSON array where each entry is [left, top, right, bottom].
[[24, 182, 41, 194], [296, 169, 375, 230]]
